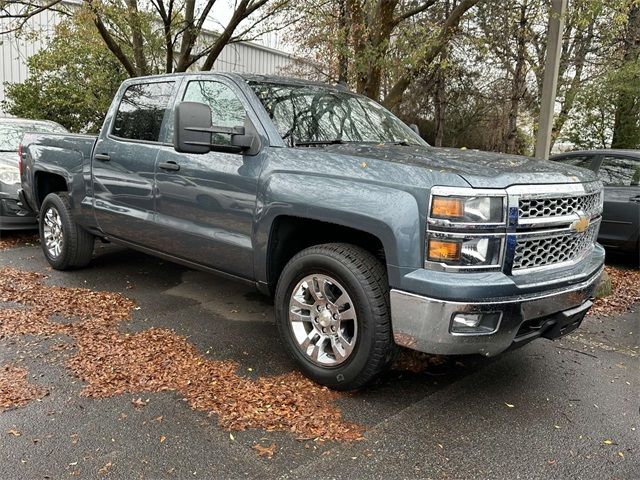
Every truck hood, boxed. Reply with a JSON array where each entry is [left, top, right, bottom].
[[0, 151, 18, 167], [319, 144, 598, 188]]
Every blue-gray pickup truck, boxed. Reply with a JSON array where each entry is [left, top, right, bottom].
[[19, 73, 605, 389]]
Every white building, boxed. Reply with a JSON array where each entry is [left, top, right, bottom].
[[0, 2, 298, 116]]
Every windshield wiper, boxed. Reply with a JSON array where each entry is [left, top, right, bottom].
[[386, 141, 418, 146], [294, 139, 347, 147]]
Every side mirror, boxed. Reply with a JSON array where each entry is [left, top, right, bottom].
[[174, 101, 212, 154], [173, 101, 260, 155], [409, 123, 421, 137]]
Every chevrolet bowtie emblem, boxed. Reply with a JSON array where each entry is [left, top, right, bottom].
[[570, 214, 590, 233]]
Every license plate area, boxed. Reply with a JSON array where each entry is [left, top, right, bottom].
[[541, 300, 592, 340]]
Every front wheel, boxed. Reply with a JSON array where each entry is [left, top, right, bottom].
[[275, 243, 395, 390], [39, 192, 94, 270]]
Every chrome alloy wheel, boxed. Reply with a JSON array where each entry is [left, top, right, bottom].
[[288, 274, 358, 366], [43, 206, 64, 258]]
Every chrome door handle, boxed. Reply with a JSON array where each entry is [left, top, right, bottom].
[[94, 153, 111, 162], [158, 161, 180, 172]]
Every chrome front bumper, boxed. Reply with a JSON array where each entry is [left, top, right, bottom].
[[390, 265, 604, 356]]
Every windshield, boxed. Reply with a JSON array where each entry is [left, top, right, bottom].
[[0, 122, 67, 151], [249, 82, 425, 146]]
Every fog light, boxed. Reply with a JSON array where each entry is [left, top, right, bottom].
[[453, 313, 482, 328], [451, 312, 501, 335]]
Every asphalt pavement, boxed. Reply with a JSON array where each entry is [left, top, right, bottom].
[[0, 241, 637, 479]]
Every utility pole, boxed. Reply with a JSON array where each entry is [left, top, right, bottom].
[[534, 0, 567, 160]]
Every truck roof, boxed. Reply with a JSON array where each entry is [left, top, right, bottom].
[[121, 71, 349, 92], [553, 149, 639, 158]]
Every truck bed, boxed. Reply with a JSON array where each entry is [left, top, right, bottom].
[[20, 132, 97, 213]]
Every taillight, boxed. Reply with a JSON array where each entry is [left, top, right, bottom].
[[18, 144, 23, 175]]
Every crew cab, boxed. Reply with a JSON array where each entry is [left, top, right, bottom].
[[19, 73, 605, 389]]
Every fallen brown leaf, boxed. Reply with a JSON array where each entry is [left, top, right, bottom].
[[131, 397, 148, 408], [591, 266, 640, 316], [0, 232, 40, 251], [0, 267, 363, 441], [253, 443, 276, 459], [0, 364, 47, 413]]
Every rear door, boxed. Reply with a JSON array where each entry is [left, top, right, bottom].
[[153, 76, 266, 278], [595, 154, 640, 252], [92, 80, 178, 241]]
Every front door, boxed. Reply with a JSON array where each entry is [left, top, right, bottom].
[[92, 80, 178, 242], [153, 77, 265, 279], [596, 154, 640, 252]]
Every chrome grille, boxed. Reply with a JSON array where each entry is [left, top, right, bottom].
[[518, 192, 601, 219], [513, 221, 599, 270]]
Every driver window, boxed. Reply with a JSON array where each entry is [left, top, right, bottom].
[[183, 81, 246, 145]]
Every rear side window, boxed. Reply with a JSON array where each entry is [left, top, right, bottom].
[[112, 82, 175, 142], [599, 156, 640, 186]]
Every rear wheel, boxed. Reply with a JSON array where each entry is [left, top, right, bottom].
[[39, 193, 94, 270], [275, 243, 395, 390]]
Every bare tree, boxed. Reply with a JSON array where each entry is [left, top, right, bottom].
[[1, 0, 288, 77]]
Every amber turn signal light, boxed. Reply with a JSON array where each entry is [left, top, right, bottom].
[[427, 239, 462, 262], [431, 197, 464, 218]]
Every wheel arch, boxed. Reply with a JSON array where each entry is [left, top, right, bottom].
[[263, 215, 388, 295], [34, 170, 69, 210], [254, 174, 423, 294]]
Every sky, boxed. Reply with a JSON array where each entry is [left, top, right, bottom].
[[201, 0, 289, 51]]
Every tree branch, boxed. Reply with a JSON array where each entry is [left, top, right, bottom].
[[383, 0, 483, 109], [392, 0, 438, 27]]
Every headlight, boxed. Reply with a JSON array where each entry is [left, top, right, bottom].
[[426, 187, 507, 271], [0, 165, 20, 185], [427, 235, 503, 267], [430, 195, 504, 224]]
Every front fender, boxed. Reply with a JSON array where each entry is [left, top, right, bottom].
[[254, 173, 424, 285]]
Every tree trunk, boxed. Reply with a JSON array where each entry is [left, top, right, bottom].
[[362, 0, 398, 100], [504, 1, 527, 154], [125, 0, 149, 76], [433, 68, 446, 146], [612, 5, 640, 149], [175, 0, 197, 72], [337, 0, 349, 83], [433, 0, 451, 147], [550, 22, 594, 150]]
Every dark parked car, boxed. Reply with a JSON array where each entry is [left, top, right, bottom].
[[0, 118, 67, 230], [551, 149, 640, 261]]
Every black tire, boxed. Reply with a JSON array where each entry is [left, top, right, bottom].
[[39, 192, 94, 270], [275, 243, 396, 390]]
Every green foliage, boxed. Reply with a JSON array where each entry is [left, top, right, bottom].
[[610, 55, 640, 148], [2, 14, 126, 133], [564, 79, 616, 149]]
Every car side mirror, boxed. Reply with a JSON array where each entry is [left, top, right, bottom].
[[409, 123, 420, 137], [173, 101, 260, 155], [174, 101, 213, 154]]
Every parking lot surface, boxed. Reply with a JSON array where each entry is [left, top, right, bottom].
[[0, 239, 637, 479]]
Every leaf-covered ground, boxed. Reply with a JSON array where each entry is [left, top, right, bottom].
[[0, 267, 363, 441], [0, 232, 39, 251], [591, 265, 640, 317], [0, 364, 47, 412]]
